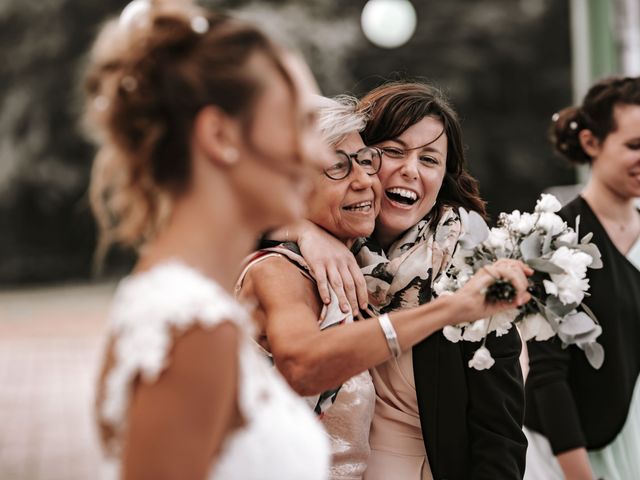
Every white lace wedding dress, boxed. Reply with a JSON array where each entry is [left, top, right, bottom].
[[97, 261, 330, 479]]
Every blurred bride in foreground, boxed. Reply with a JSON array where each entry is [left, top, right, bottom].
[[85, 1, 332, 478]]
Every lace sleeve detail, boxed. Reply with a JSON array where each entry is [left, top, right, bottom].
[[99, 261, 252, 449]]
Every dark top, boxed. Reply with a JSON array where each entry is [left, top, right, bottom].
[[413, 307, 527, 480], [525, 196, 640, 453]]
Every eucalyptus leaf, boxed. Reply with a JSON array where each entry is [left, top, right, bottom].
[[572, 324, 602, 344], [458, 208, 490, 249], [520, 232, 542, 261], [527, 258, 566, 274], [542, 231, 553, 255], [539, 303, 561, 330], [554, 241, 573, 248], [579, 302, 600, 324], [583, 341, 605, 369], [573, 243, 603, 269], [558, 311, 595, 336], [580, 232, 593, 244], [546, 296, 578, 317], [546, 313, 561, 327], [530, 295, 546, 312]]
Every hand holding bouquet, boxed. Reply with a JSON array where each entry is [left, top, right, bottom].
[[434, 194, 604, 370]]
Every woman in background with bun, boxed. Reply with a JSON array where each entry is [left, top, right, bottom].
[[525, 76, 640, 480]]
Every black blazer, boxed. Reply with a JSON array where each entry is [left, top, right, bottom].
[[525, 196, 640, 453], [413, 319, 527, 480]]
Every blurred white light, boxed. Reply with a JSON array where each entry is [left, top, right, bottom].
[[361, 0, 417, 49]]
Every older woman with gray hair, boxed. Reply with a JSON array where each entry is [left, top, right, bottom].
[[236, 96, 532, 480]]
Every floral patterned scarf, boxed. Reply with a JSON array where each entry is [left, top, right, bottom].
[[354, 205, 462, 314]]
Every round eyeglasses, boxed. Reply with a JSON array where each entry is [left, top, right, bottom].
[[324, 147, 383, 180]]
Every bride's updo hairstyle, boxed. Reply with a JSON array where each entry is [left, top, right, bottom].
[[358, 81, 486, 223], [83, 0, 293, 257], [550, 76, 640, 164]]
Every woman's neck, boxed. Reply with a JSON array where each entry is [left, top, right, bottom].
[[137, 195, 257, 293], [582, 178, 638, 225]]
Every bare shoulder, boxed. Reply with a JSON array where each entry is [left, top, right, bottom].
[[131, 320, 241, 419], [244, 255, 318, 310], [123, 320, 242, 478], [169, 320, 240, 382]]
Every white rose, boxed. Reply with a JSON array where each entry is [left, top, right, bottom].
[[500, 210, 520, 230], [518, 313, 555, 341], [486, 227, 510, 249], [535, 193, 562, 213], [543, 279, 558, 296], [484, 227, 514, 257], [463, 319, 487, 342], [493, 323, 513, 337], [552, 274, 590, 305], [489, 309, 518, 336], [443, 325, 463, 343], [549, 246, 593, 278], [536, 319, 555, 341], [515, 212, 536, 235], [537, 212, 566, 236], [555, 230, 578, 245], [546, 247, 592, 305], [468, 346, 495, 370]]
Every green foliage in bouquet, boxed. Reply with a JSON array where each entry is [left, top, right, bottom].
[[435, 194, 604, 370]]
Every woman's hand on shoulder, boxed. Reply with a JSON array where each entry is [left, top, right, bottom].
[[295, 220, 368, 315], [454, 258, 533, 323]]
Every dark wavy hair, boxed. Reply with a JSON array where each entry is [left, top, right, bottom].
[[358, 81, 486, 225], [550, 76, 640, 164]]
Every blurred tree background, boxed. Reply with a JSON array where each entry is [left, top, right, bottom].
[[0, 0, 575, 285]]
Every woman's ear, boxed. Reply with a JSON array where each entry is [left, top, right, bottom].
[[192, 106, 241, 167], [578, 129, 601, 159]]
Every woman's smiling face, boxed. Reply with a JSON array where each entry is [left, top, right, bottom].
[[373, 116, 447, 245], [585, 104, 640, 200], [306, 132, 382, 242]]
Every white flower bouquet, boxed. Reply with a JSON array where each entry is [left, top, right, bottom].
[[435, 194, 604, 370]]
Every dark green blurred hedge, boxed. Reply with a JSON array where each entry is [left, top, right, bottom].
[[0, 0, 574, 285]]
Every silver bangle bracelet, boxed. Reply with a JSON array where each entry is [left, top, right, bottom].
[[377, 313, 402, 358]]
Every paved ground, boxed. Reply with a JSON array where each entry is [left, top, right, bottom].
[[0, 280, 532, 480], [0, 282, 116, 480]]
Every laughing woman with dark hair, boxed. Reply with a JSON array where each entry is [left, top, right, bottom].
[[283, 81, 528, 480], [358, 82, 526, 480], [242, 93, 532, 480]]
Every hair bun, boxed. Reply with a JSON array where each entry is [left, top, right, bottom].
[[84, 2, 289, 259], [549, 106, 591, 164]]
